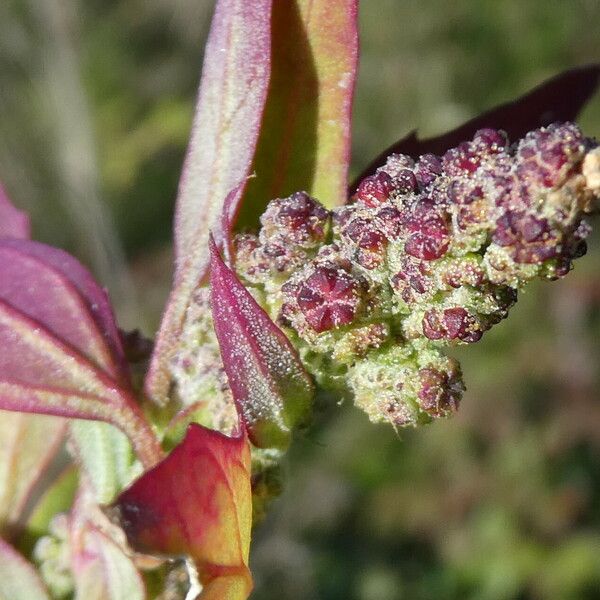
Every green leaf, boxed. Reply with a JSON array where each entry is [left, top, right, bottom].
[[0, 412, 66, 534], [69, 421, 142, 504], [239, 0, 359, 219]]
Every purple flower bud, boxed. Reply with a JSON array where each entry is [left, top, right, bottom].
[[415, 153, 443, 186], [232, 121, 600, 431], [260, 191, 330, 247], [378, 153, 415, 179], [417, 364, 462, 417], [403, 202, 450, 260], [395, 169, 419, 194], [355, 172, 395, 206], [286, 264, 363, 334]]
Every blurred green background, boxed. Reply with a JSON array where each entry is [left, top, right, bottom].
[[2, 1, 600, 598]]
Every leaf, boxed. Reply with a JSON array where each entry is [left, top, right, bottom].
[[210, 239, 314, 449], [20, 465, 78, 557], [69, 421, 142, 504], [173, 0, 272, 268], [0, 239, 129, 382], [0, 240, 162, 468], [0, 412, 66, 534], [239, 0, 359, 220], [70, 488, 146, 600], [113, 423, 252, 600], [353, 63, 600, 187], [72, 528, 146, 600], [0, 536, 50, 600], [0, 204, 67, 538], [147, 0, 272, 404], [0, 184, 30, 240]]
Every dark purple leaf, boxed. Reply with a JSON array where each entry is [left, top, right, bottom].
[[353, 64, 600, 189]]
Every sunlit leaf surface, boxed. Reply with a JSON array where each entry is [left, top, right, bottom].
[[240, 0, 359, 217], [147, 0, 272, 404], [114, 423, 252, 600]]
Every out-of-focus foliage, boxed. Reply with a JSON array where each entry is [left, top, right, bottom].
[[2, 1, 600, 599]]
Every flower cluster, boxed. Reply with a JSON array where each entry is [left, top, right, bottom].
[[234, 123, 600, 428]]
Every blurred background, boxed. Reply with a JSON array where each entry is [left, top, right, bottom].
[[2, 1, 600, 598]]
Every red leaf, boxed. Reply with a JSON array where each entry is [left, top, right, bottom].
[[147, 0, 272, 404], [0, 184, 30, 240], [353, 64, 600, 188], [240, 0, 359, 219], [0, 240, 162, 468], [114, 423, 252, 600], [210, 239, 314, 449]]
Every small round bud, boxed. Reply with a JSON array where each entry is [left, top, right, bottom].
[[422, 307, 485, 343], [403, 201, 450, 260], [516, 122, 586, 192], [417, 361, 463, 417], [281, 261, 365, 335], [339, 213, 388, 270], [378, 153, 415, 178], [395, 168, 419, 193], [260, 191, 330, 248], [355, 172, 395, 206], [230, 121, 600, 433], [415, 153, 443, 186]]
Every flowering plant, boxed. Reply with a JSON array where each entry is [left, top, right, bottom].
[[0, 2, 599, 599]]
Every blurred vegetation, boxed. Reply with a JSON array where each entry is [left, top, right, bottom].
[[2, 1, 600, 598]]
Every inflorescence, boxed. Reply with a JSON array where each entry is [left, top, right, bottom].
[[231, 123, 600, 429]]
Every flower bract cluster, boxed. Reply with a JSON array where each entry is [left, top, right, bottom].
[[233, 123, 600, 428]]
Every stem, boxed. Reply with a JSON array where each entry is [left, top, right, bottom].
[[113, 397, 165, 470]]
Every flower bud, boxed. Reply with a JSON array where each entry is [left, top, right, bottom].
[[349, 345, 463, 427], [231, 122, 600, 429]]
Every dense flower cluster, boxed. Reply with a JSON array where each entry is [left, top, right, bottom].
[[233, 123, 600, 428]]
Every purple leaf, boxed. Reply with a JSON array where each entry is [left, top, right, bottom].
[[353, 64, 600, 188], [0, 240, 128, 382], [0, 197, 68, 537], [210, 239, 314, 449], [147, 0, 272, 404], [0, 184, 30, 240], [0, 240, 162, 468]]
